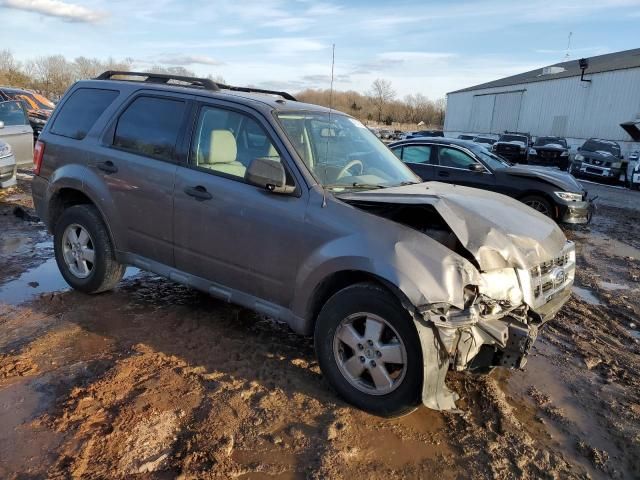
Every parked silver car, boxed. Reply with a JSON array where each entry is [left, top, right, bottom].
[[32, 71, 576, 416], [0, 100, 33, 166], [0, 139, 16, 188]]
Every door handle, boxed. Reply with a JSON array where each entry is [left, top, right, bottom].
[[184, 185, 212, 201], [438, 170, 450, 177], [97, 161, 118, 174]]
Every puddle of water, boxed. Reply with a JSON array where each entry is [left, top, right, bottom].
[[572, 286, 602, 305], [0, 258, 139, 305], [598, 281, 629, 292], [587, 232, 640, 259]]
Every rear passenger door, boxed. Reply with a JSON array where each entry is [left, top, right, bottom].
[[389, 144, 435, 180], [173, 101, 308, 308], [97, 92, 189, 266]]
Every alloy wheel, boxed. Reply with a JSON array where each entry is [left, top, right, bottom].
[[333, 312, 408, 396]]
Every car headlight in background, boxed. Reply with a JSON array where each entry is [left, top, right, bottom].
[[560, 151, 569, 157], [554, 191, 582, 202], [610, 161, 622, 169], [528, 148, 537, 155], [575, 154, 584, 161], [0, 143, 12, 158]]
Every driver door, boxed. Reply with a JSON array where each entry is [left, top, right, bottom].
[[434, 145, 495, 189], [0, 101, 33, 166]]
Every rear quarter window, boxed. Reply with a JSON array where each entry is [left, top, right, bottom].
[[51, 88, 119, 140]]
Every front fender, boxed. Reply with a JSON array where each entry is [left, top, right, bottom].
[[291, 229, 482, 325]]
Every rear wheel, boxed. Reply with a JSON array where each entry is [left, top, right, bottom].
[[54, 204, 125, 293], [314, 283, 422, 417], [521, 195, 553, 219]]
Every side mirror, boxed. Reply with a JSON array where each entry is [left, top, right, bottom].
[[0, 121, 4, 129], [245, 158, 295, 194], [468, 163, 485, 172]]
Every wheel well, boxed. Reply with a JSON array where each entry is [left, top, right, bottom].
[[306, 270, 411, 334], [517, 190, 558, 219], [48, 188, 94, 230]]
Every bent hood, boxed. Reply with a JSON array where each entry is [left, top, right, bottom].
[[340, 182, 567, 271], [503, 165, 583, 192]]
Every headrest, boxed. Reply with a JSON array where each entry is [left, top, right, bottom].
[[209, 130, 237, 164]]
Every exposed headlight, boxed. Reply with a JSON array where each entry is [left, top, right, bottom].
[[560, 151, 569, 156], [480, 268, 523, 304], [575, 154, 584, 161], [0, 143, 12, 158], [611, 161, 622, 169], [529, 148, 537, 155], [554, 191, 582, 202]]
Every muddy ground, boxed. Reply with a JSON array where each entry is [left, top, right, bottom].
[[1, 177, 639, 479]]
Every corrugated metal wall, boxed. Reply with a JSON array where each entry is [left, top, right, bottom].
[[444, 67, 640, 142]]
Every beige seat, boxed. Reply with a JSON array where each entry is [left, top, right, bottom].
[[201, 130, 246, 178]]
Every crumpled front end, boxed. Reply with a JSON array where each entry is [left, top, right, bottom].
[[415, 241, 575, 410]]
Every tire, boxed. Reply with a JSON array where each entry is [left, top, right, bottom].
[[314, 282, 422, 417], [53, 204, 125, 294], [521, 195, 553, 219]]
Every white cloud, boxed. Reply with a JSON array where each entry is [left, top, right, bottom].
[[156, 54, 223, 66], [262, 16, 314, 32], [1, 0, 106, 22]]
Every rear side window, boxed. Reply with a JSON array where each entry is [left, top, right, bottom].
[[113, 96, 185, 162], [51, 88, 118, 140]]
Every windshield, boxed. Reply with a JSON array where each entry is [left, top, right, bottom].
[[499, 135, 527, 143], [276, 112, 419, 190], [581, 139, 620, 156], [471, 145, 511, 169], [534, 137, 567, 147]]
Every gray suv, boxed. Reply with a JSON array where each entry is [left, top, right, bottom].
[[32, 71, 575, 417]]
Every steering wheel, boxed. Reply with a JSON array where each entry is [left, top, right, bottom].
[[336, 159, 364, 179]]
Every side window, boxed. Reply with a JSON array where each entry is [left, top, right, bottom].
[[113, 96, 185, 162], [402, 145, 432, 164], [0, 101, 29, 126], [51, 88, 118, 140], [191, 105, 280, 180], [438, 147, 477, 169]]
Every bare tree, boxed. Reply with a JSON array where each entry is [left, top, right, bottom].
[[0, 50, 29, 86], [368, 79, 395, 122]]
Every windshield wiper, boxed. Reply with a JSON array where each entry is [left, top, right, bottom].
[[325, 183, 386, 190]]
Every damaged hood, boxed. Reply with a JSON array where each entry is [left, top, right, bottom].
[[340, 182, 567, 270], [503, 165, 583, 192]]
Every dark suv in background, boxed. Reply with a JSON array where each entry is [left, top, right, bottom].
[[571, 138, 627, 184], [528, 136, 570, 170], [492, 131, 531, 163], [31, 71, 576, 416]]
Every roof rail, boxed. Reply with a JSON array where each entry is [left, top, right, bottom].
[[95, 71, 297, 101], [217, 84, 297, 101], [95, 71, 220, 91]]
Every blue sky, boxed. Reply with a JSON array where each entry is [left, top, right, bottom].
[[1, 0, 639, 98]]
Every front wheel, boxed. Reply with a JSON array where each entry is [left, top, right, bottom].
[[314, 283, 422, 417], [54, 204, 125, 293], [521, 195, 554, 219]]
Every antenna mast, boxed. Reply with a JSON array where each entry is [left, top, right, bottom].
[[564, 32, 573, 60], [322, 43, 336, 208]]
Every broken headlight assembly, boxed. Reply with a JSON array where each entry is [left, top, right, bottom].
[[554, 191, 582, 202], [0, 142, 12, 159]]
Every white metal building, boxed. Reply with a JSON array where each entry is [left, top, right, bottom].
[[444, 48, 640, 156]]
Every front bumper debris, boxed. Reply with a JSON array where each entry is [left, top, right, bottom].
[[414, 243, 575, 411]]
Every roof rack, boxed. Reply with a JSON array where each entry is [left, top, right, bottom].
[[217, 84, 297, 101], [95, 71, 220, 90], [95, 71, 297, 101]]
